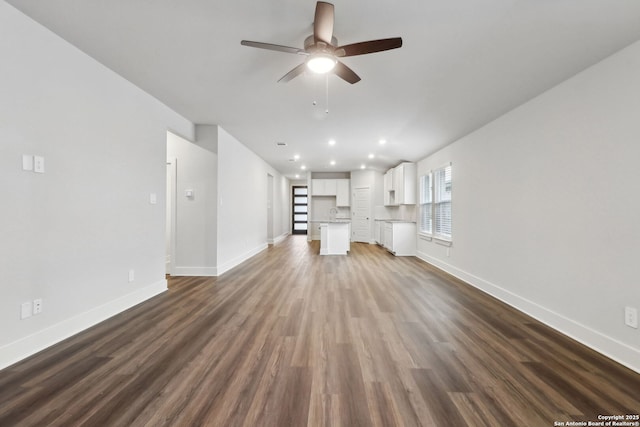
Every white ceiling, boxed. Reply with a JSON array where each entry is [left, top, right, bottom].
[[7, 0, 640, 178]]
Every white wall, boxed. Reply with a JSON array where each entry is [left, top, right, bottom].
[[0, 2, 194, 368], [416, 41, 640, 372], [167, 131, 217, 275], [216, 128, 289, 275], [277, 174, 291, 239]]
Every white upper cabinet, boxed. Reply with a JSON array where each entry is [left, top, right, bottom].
[[384, 169, 394, 192], [312, 178, 350, 206], [336, 179, 350, 206], [384, 169, 395, 205], [394, 162, 416, 205], [384, 162, 416, 206], [311, 179, 337, 196]]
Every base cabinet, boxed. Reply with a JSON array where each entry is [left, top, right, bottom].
[[374, 220, 384, 245], [383, 222, 416, 256], [319, 222, 350, 255]]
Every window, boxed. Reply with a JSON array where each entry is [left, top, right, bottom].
[[419, 164, 452, 241], [419, 173, 432, 234], [433, 164, 452, 239]]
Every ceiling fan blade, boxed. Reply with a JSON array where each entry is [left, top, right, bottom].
[[241, 40, 307, 55], [278, 63, 307, 83], [333, 61, 361, 84], [335, 37, 403, 57], [314, 2, 334, 44]]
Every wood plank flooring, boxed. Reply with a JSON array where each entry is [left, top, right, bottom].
[[1, 236, 639, 426]]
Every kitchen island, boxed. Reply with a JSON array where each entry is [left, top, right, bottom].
[[312, 220, 351, 255]]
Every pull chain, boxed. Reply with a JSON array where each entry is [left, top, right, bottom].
[[325, 74, 329, 114]]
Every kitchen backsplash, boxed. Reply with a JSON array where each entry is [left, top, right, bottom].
[[374, 204, 416, 222]]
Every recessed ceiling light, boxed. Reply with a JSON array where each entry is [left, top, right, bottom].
[[301, 165, 306, 170], [361, 164, 366, 169], [379, 139, 386, 145], [295, 174, 300, 178], [368, 153, 375, 159], [328, 139, 336, 146], [294, 154, 300, 160], [330, 160, 336, 166]]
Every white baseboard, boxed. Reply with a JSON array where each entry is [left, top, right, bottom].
[[171, 240, 279, 277], [172, 266, 218, 276], [268, 232, 289, 245], [416, 251, 640, 374], [216, 243, 268, 276], [0, 279, 167, 370]]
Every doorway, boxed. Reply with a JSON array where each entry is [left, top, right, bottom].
[[267, 174, 274, 244], [166, 158, 177, 275], [292, 186, 308, 235], [351, 187, 371, 242]]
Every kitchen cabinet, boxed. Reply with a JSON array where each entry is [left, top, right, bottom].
[[319, 222, 350, 255], [311, 179, 337, 196], [312, 179, 350, 206], [374, 220, 385, 245], [383, 190, 392, 207], [384, 162, 416, 206], [336, 179, 350, 206], [394, 163, 416, 205], [384, 169, 394, 192], [383, 222, 393, 249], [383, 222, 416, 256], [384, 169, 395, 206]]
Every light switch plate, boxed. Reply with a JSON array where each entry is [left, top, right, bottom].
[[150, 193, 157, 204], [22, 155, 34, 171], [21, 301, 32, 319]]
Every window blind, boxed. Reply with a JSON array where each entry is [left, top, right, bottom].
[[419, 174, 432, 234], [433, 165, 452, 239]]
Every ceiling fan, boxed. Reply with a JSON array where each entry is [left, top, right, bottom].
[[241, 1, 402, 84]]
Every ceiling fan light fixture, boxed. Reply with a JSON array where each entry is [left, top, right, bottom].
[[306, 53, 337, 74]]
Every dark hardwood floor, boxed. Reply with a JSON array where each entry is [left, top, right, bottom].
[[1, 236, 639, 426]]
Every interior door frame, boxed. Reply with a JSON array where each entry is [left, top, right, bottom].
[[166, 157, 177, 276]]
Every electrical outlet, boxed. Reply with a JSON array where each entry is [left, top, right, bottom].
[[33, 298, 43, 315], [625, 306, 638, 329], [128, 269, 135, 282], [34, 155, 45, 173], [21, 302, 33, 319]]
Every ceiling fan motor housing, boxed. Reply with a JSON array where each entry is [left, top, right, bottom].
[[304, 35, 338, 52]]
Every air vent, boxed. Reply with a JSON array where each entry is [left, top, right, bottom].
[[276, 142, 287, 147]]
